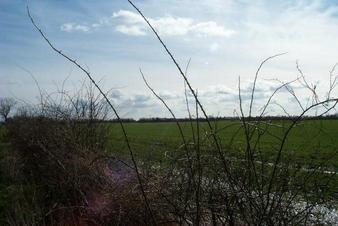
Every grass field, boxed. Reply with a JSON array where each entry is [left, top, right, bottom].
[[1, 119, 337, 168], [108, 119, 338, 169]]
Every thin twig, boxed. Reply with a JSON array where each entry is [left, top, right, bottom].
[[249, 53, 287, 118]]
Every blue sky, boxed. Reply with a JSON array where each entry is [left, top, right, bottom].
[[1, 0, 338, 118]]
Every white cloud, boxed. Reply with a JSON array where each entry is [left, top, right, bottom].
[[60, 23, 90, 33], [92, 18, 111, 28], [60, 9, 235, 38], [111, 10, 236, 37], [111, 89, 123, 99], [158, 91, 180, 100], [112, 10, 145, 24], [110, 91, 156, 109], [191, 21, 235, 37], [115, 25, 147, 36], [209, 42, 220, 52], [239, 1, 338, 62]]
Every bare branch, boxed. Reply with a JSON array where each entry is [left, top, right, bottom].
[[249, 53, 287, 118], [27, 5, 156, 224]]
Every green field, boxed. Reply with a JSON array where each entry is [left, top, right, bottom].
[[107, 119, 338, 169], [1, 119, 337, 168]]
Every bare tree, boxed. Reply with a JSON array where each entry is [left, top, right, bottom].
[[0, 97, 16, 122]]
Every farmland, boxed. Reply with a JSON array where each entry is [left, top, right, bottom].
[[107, 119, 338, 169]]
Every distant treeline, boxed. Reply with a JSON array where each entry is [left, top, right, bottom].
[[3, 114, 337, 125], [108, 114, 338, 123]]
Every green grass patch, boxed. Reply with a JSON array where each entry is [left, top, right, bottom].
[[107, 120, 338, 168]]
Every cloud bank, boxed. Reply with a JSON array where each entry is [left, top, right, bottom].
[[60, 23, 90, 33], [112, 10, 236, 37], [108, 79, 311, 118], [60, 9, 236, 38]]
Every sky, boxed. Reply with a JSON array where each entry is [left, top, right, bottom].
[[1, 0, 338, 118]]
